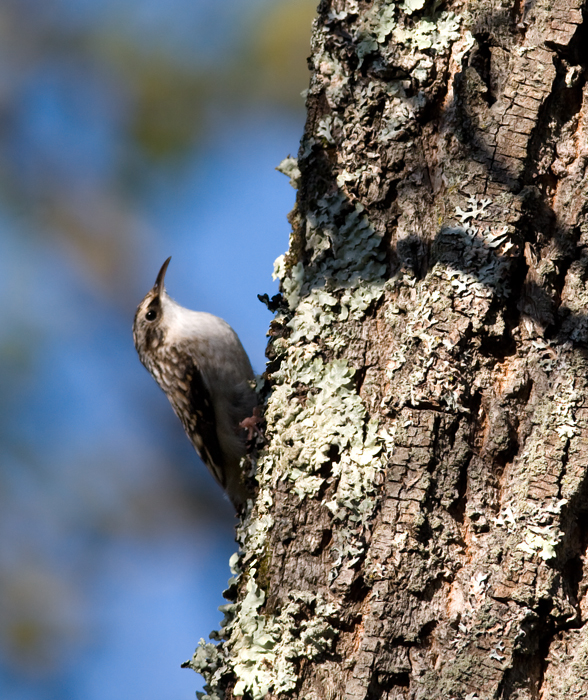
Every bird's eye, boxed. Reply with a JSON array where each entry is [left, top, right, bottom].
[[145, 309, 157, 321]]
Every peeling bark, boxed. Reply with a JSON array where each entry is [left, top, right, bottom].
[[186, 1, 588, 699]]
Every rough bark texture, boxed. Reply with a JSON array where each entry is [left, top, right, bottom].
[[186, 1, 588, 699]]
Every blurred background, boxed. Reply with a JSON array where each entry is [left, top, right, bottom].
[[0, 0, 315, 698]]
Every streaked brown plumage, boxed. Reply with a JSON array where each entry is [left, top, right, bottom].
[[133, 257, 257, 510]]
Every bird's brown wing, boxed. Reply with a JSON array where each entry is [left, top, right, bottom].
[[175, 358, 226, 488]]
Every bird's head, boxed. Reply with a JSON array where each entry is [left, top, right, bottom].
[[133, 256, 173, 358]]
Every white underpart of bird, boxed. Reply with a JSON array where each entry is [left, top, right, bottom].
[[133, 257, 257, 510]]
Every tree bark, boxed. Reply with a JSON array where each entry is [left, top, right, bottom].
[[186, 1, 588, 698]]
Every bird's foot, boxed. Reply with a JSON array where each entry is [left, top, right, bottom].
[[239, 406, 265, 443]]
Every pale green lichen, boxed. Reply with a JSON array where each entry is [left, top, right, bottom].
[[276, 156, 301, 189], [494, 499, 567, 562], [355, 0, 397, 63], [189, 559, 338, 700], [316, 114, 342, 144], [273, 257, 305, 309], [299, 192, 388, 291], [493, 506, 517, 532], [383, 274, 471, 412], [311, 38, 350, 108], [266, 351, 382, 503], [442, 195, 514, 298], [227, 577, 338, 698], [353, 0, 463, 70], [552, 379, 580, 440], [379, 194, 519, 414], [378, 82, 427, 142], [517, 525, 561, 561], [402, 0, 427, 14], [393, 11, 461, 53], [454, 30, 476, 65], [257, 342, 388, 585], [272, 188, 388, 348], [455, 195, 492, 222], [493, 372, 578, 563]]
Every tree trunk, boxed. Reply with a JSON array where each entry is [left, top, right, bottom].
[[186, 1, 588, 698]]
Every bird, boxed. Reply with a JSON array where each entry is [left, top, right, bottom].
[[133, 257, 258, 510]]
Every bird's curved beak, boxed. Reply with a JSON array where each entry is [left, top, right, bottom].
[[154, 256, 171, 296]]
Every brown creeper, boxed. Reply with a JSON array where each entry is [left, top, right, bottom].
[[133, 257, 257, 510]]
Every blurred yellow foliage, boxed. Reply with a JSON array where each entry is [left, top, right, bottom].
[[248, 0, 316, 105]]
